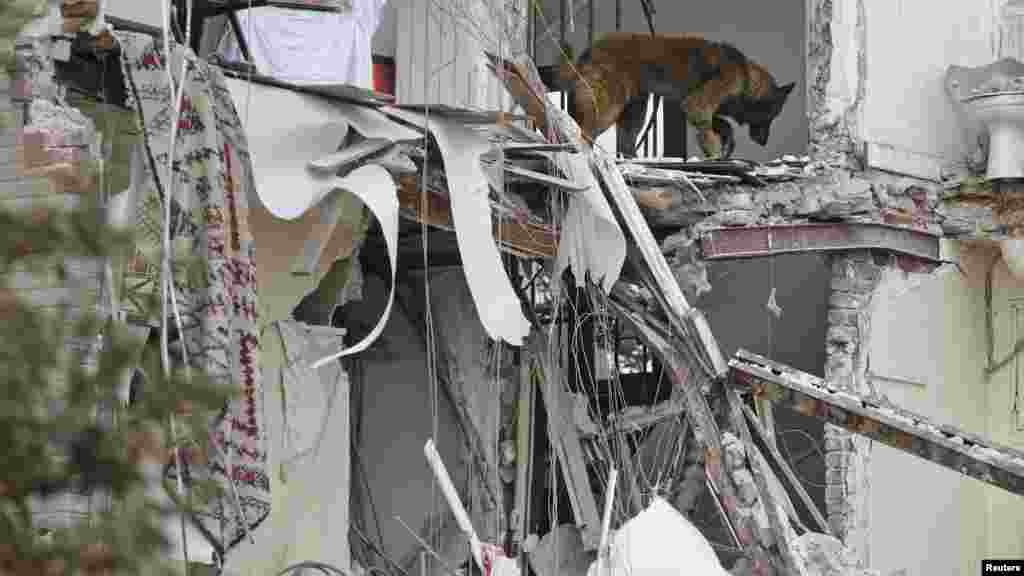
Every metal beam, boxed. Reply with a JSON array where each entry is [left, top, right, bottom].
[[729, 349, 1024, 498], [605, 398, 685, 433], [700, 222, 941, 262], [531, 335, 603, 550]]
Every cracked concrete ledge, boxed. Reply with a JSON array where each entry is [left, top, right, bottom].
[[652, 167, 996, 300], [651, 0, 1008, 280], [647, 168, 1003, 240]]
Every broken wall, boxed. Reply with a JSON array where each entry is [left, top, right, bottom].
[[866, 246, 992, 575], [861, 0, 1004, 179]]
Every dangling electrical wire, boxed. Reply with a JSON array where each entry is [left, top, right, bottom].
[[158, 3, 256, 570], [419, 2, 444, 574], [158, 0, 194, 569], [493, 11, 508, 545]]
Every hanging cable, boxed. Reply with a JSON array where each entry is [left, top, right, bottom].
[[159, 4, 257, 571], [419, 2, 445, 574], [158, 0, 194, 569]]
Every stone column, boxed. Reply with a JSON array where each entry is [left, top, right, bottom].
[[823, 251, 881, 568], [7, 12, 137, 532]]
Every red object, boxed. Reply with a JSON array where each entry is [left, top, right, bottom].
[[699, 222, 941, 262], [373, 57, 395, 96]]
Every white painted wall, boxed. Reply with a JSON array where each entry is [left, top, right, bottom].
[[102, 0, 403, 33], [866, 248, 992, 576], [393, 0, 524, 109], [985, 257, 1024, 560], [860, 0, 1017, 179], [104, 0, 164, 28]]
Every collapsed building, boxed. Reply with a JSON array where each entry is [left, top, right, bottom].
[[5, 0, 1024, 575]]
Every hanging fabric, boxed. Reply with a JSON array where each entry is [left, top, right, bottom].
[[219, 0, 388, 87], [223, 319, 350, 575], [114, 31, 269, 563], [275, 320, 341, 472]]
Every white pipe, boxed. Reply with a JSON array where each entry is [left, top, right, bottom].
[[595, 468, 618, 576], [423, 439, 483, 569]]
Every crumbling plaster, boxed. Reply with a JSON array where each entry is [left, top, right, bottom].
[[807, 0, 866, 170]]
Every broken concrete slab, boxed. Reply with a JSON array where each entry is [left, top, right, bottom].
[[790, 533, 880, 576]]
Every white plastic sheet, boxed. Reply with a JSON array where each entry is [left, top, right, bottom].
[[227, 78, 351, 219], [381, 107, 531, 346], [554, 152, 625, 293], [307, 164, 398, 368], [225, 79, 410, 367], [587, 497, 731, 576]]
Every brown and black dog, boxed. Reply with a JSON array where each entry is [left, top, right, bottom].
[[557, 33, 795, 159]]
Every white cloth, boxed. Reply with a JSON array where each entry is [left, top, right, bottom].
[[220, 0, 387, 87], [276, 320, 341, 472], [587, 498, 732, 576], [223, 319, 351, 575]]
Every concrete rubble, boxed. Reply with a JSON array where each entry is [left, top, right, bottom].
[[790, 533, 880, 576]]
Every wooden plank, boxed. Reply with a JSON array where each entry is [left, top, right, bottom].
[[498, 163, 588, 192], [531, 335, 602, 550], [613, 433, 644, 517], [396, 174, 558, 259], [513, 354, 535, 550], [730, 349, 1024, 497], [500, 142, 578, 154], [619, 162, 741, 185]]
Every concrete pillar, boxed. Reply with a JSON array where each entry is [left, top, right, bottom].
[[823, 250, 881, 569]]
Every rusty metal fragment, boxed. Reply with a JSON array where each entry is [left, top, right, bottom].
[[730, 349, 1024, 497], [700, 222, 941, 262]]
